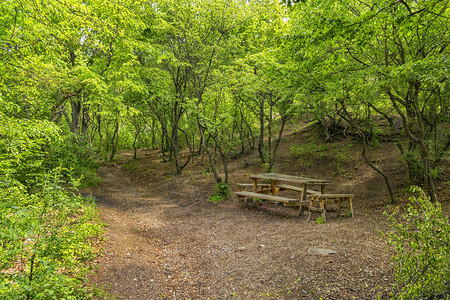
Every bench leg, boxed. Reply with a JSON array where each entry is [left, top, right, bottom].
[[307, 199, 313, 220], [349, 198, 354, 217], [299, 203, 307, 216], [320, 200, 326, 222], [337, 198, 342, 217], [237, 195, 248, 205]]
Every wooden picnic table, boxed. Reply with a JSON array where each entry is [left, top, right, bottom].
[[249, 173, 331, 201], [235, 173, 330, 216], [235, 173, 354, 221]]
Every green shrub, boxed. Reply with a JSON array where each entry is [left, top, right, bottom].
[[43, 134, 101, 188], [0, 168, 104, 299], [0, 116, 99, 188], [0, 116, 60, 185], [384, 187, 450, 299], [208, 182, 230, 202]]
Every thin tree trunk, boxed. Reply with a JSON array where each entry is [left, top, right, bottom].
[[133, 128, 141, 160], [199, 124, 222, 183], [267, 116, 287, 172], [96, 107, 103, 155], [340, 103, 396, 204], [109, 121, 119, 161], [258, 98, 265, 163], [70, 99, 82, 135]]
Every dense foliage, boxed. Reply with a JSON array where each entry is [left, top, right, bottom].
[[0, 116, 103, 297], [3, 0, 447, 196], [385, 188, 450, 299], [0, 169, 103, 298]]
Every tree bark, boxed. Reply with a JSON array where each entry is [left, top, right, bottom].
[[258, 98, 265, 163]]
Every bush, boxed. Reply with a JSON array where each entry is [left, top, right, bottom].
[[0, 168, 104, 299], [208, 182, 231, 202], [384, 187, 450, 299], [0, 116, 60, 185], [43, 134, 101, 188], [0, 117, 99, 188]]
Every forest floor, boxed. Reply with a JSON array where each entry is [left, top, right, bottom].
[[83, 123, 449, 299]]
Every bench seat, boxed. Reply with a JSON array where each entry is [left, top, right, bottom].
[[237, 183, 271, 189], [311, 193, 355, 199], [235, 191, 305, 204]]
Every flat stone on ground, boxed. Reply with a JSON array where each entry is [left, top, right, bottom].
[[308, 247, 337, 255]]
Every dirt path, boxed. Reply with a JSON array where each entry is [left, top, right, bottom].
[[83, 150, 395, 300]]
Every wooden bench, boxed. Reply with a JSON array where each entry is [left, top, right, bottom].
[[308, 194, 354, 222], [235, 191, 308, 206]]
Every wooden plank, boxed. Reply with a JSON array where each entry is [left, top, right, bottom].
[[237, 183, 271, 188], [278, 184, 320, 194], [312, 194, 354, 199], [234, 191, 302, 204], [249, 173, 331, 185]]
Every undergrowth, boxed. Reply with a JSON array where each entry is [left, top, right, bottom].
[[208, 182, 231, 202], [384, 187, 450, 299], [0, 117, 104, 298], [0, 168, 104, 299]]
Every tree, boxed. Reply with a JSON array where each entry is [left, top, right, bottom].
[[138, 0, 254, 178], [230, 0, 292, 171], [287, 0, 450, 202]]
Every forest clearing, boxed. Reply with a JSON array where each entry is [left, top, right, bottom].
[[82, 124, 449, 299], [1, 0, 449, 299]]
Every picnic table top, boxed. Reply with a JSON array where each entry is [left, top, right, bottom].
[[249, 173, 331, 185]]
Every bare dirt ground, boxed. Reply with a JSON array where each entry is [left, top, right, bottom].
[[83, 126, 449, 299]]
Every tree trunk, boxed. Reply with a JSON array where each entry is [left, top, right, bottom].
[[267, 116, 287, 172], [109, 121, 119, 161], [80, 103, 90, 142], [258, 98, 265, 163], [133, 128, 141, 160], [199, 124, 222, 183], [70, 100, 82, 135], [387, 85, 437, 202], [340, 103, 396, 204], [151, 118, 157, 150], [96, 107, 103, 155]]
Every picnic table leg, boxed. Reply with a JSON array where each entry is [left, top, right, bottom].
[[349, 197, 354, 218], [307, 198, 314, 220], [245, 178, 258, 206], [271, 180, 276, 196], [321, 184, 326, 194], [252, 178, 258, 193]]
